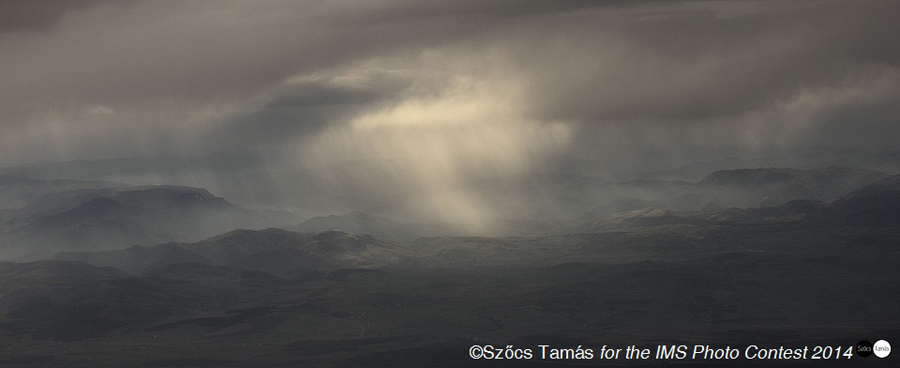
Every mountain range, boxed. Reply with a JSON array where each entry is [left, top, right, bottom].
[[0, 164, 897, 366]]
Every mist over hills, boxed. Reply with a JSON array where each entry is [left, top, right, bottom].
[[0, 183, 301, 261], [0, 158, 898, 366], [0, 175, 127, 222], [1, 159, 894, 259], [5, 149, 900, 218]]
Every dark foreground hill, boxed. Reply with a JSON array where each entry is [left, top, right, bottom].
[[0, 219, 894, 366]]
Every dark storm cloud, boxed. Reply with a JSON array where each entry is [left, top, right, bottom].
[[329, 0, 605, 24], [514, 0, 900, 124], [0, 0, 114, 33], [199, 66, 424, 153], [0, 0, 898, 164]]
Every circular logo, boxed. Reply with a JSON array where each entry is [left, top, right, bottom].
[[856, 340, 873, 358], [873, 340, 890, 359]]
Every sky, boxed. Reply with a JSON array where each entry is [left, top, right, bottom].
[[1, 0, 898, 222]]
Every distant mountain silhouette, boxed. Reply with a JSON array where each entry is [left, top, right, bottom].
[[600, 174, 900, 229], [0, 186, 299, 261], [700, 166, 888, 205], [0, 175, 126, 214], [579, 166, 890, 223]]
